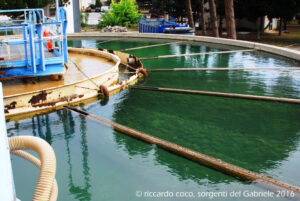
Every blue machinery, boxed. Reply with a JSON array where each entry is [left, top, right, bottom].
[[139, 17, 189, 33], [0, 8, 68, 80]]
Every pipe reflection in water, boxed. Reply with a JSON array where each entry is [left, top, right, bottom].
[[58, 109, 91, 201], [45, 115, 53, 145], [112, 89, 300, 176], [31, 115, 51, 144], [9, 110, 92, 200], [7, 101, 299, 201]]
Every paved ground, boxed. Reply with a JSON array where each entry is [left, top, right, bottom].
[[285, 44, 300, 52]]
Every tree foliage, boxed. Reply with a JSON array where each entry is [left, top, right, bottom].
[[267, 0, 300, 21], [137, 0, 300, 24], [99, 0, 143, 28], [95, 0, 102, 8]]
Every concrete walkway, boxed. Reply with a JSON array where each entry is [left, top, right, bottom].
[[285, 44, 300, 52]]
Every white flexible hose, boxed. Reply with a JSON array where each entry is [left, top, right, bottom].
[[12, 150, 58, 201], [9, 136, 57, 201]]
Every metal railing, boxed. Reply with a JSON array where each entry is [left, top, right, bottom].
[[0, 8, 68, 79]]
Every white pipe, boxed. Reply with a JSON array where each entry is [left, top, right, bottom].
[[0, 82, 17, 201]]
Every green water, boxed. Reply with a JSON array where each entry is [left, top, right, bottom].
[[8, 39, 300, 201]]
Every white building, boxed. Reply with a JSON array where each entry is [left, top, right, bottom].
[[79, 0, 96, 10], [79, 0, 108, 9]]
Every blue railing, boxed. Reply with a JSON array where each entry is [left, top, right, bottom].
[[139, 17, 188, 33], [0, 8, 68, 79]]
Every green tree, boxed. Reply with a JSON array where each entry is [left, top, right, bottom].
[[185, 0, 194, 28], [209, 0, 219, 37], [199, 0, 207, 35], [99, 0, 143, 28], [95, 0, 102, 7], [234, 0, 269, 39], [224, 0, 236, 39], [266, 0, 300, 35], [234, 0, 300, 36]]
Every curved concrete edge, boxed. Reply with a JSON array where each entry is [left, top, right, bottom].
[[68, 32, 300, 61]]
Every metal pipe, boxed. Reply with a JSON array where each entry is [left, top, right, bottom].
[[64, 106, 300, 195], [147, 67, 300, 72], [130, 86, 300, 104], [139, 49, 254, 60], [118, 41, 182, 52], [55, 0, 59, 22]]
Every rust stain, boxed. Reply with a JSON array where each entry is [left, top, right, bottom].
[[32, 94, 80, 108], [108, 50, 114, 54], [5, 101, 17, 110], [0, 71, 5, 75], [33, 101, 58, 107], [0, 57, 4, 61], [128, 55, 142, 68], [28, 91, 48, 105], [4, 109, 9, 114], [68, 94, 79, 101]]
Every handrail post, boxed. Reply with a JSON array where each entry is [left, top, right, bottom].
[[23, 25, 29, 69], [28, 11, 37, 73]]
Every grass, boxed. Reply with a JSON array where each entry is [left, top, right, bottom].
[[127, 23, 139, 31], [238, 25, 300, 47]]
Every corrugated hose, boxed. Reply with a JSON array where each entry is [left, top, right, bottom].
[[8, 136, 57, 201]]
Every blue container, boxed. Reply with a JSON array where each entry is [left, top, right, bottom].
[[139, 17, 188, 33]]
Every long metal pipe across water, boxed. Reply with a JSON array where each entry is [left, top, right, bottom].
[[139, 49, 254, 60], [130, 86, 300, 104], [65, 106, 300, 196], [146, 67, 300, 72]]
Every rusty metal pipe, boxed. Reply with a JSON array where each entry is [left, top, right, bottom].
[[64, 106, 300, 195], [130, 86, 300, 104], [118, 41, 182, 52], [147, 67, 300, 72], [139, 49, 254, 60]]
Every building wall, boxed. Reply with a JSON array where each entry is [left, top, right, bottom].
[[82, 12, 102, 25], [79, 0, 96, 10]]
